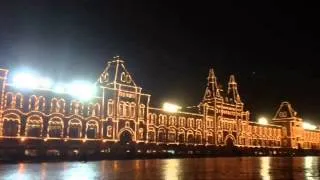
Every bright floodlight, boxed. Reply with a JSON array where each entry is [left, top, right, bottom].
[[13, 72, 38, 89], [38, 77, 53, 89], [303, 122, 317, 130], [53, 84, 66, 93], [163, 102, 181, 113], [67, 81, 96, 101], [258, 117, 268, 125]]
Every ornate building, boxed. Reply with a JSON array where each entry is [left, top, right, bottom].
[[0, 56, 319, 157]]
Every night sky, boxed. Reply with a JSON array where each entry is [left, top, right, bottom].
[[0, 1, 319, 123]]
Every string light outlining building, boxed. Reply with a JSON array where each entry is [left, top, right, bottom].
[[0, 56, 320, 157]]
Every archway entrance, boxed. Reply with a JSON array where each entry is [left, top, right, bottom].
[[120, 130, 133, 144], [226, 137, 234, 148]]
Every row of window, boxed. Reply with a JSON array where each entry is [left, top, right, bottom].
[[304, 132, 320, 141], [249, 126, 282, 137], [218, 121, 237, 131], [147, 130, 203, 144], [111, 101, 145, 117], [5, 93, 101, 116], [2, 116, 100, 139], [148, 113, 203, 128]]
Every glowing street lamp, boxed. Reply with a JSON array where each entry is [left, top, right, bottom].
[[163, 102, 181, 113], [258, 117, 268, 125]]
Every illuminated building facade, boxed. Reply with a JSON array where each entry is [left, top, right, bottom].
[[0, 56, 320, 157]]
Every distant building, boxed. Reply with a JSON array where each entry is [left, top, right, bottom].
[[0, 56, 319, 157]]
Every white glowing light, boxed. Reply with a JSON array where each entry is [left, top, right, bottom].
[[303, 122, 317, 130], [163, 102, 181, 113], [258, 117, 268, 125], [53, 84, 66, 93], [13, 72, 38, 89], [13, 72, 53, 90], [38, 77, 53, 89], [67, 81, 96, 101]]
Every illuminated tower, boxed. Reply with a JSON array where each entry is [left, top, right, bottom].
[[227, 75, 241, 104], [97, 56, 150, 143], [272, 102, 303, 149]]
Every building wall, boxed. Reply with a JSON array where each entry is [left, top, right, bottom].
[[0, 58, 320, 150]]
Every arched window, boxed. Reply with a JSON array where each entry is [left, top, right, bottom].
[[71, 101, 82, 115], [188, 118, 194, 128], [57, 99, 65, 113], [107, 99, 113, 116], [68, 119, 82, 138], [87, 103, 94, 116], [168, 128, 176, 142], [51, 98, 58, 113], [38, 96, 46, 112], [26, 115, 43, 137], [94, 103, 100, 116], [48, 118, 64, 138], [148, 129, 155, 142], [130, 102, 136, 118], [107, 126, 112, 137], [5, 92, 13, 108], [86, 120, 99, 139], [125, 102, 130, 117], [179, 117, 185, 127], [158, 128, 166, 142], [151, 114, 157, 125], [15, 93, 23, 109], [138, 128, 144, 140], [119, 101, 124, 116], [139, 104, 145, 117], [125, 121, 130, 128], [178, 129, 185, 143], [169, 116, 176, 126], [196, 119, 202, 129], [195, 132, 202, 144], [3, 114, 20, 136], [29, 95, 38, 111], [160, 114, 167, 125]]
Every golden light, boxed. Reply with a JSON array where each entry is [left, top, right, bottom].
[[163, 102, 181, 113], [20, 137, 25, 142], [82, 139, 87, 143], [303, 122, 317, 130], [44, 138, 48, 142], [103, 139, 107, 143], [258, 117, 268, 125]]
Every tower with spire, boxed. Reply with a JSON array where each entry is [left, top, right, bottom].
[[200, 68, 249, 146]]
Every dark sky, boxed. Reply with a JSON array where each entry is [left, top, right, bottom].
[[0, 1, 320, 123]]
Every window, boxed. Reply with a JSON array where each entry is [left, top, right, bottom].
[[15, 93, 23, 109], [125, 121, 130, 128], [38, 96, 45, 111], [139, 104, 145, 117], [108, 100, 113, 116], [107, 126, 112, 137], [5, 93, 13, 108], [29, 95, 38, 111], [130, 103, 135, 117]]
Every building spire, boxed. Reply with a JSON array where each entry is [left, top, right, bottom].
[[227, 75, 241, 103], [203, 68, 220, 101]]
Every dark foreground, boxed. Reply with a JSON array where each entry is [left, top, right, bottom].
[[0, 157, 319, 180]]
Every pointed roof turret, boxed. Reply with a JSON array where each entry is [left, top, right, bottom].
[[203, 68, 221, 101], [273, 101, 298, 120], [227, 75, 241, 103], [98, 56, 137, 87]]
